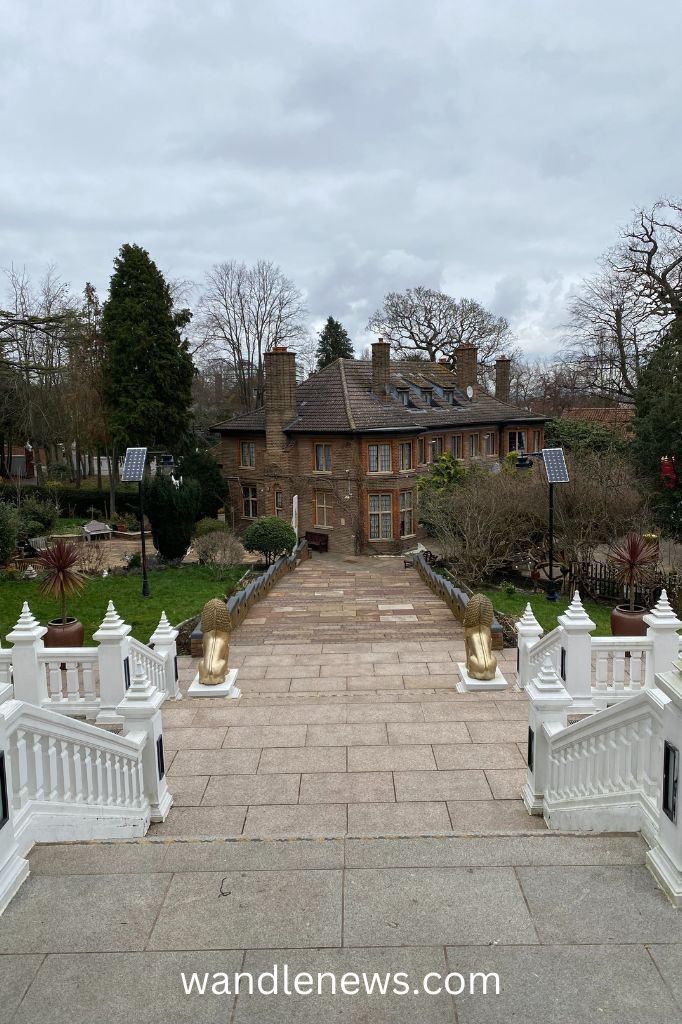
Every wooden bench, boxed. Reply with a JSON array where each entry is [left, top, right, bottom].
[[305, 531, 329, 553]]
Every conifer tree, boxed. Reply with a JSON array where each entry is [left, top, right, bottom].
[[315, 316, 354, 369], [102, 244, 194, 451]]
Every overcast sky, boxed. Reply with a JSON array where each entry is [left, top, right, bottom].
[[2, 0, 681, 358]]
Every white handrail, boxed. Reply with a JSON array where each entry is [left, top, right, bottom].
[[128, 637, 168, 698], [528, 625, 563, 668]]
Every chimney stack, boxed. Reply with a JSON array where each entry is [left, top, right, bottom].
[[495, 356, 512, 404], [455, 343, 478, 395], [265, 346, 297, 452], [372, 338, 390, 398]]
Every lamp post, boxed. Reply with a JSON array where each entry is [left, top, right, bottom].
[[121, 447, 150, 598], [517, 448, 569, 602]]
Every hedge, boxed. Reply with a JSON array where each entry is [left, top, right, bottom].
[[0, 484, 139, 519]]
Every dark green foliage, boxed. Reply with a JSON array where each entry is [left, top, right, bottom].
[[17, 493, 58, 540], [0, 502, 19, 564], [102, 243, 194, 450], [0, 485, 138, 520], [177, 449, 230, 519], [242, 516, 296, 565], [316, 316, 354, 369], [544, 417, 630, 456], [417, 452, 465, 495], [144, 475, 201, 560]]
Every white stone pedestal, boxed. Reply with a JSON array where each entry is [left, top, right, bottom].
[[456, 662, 508, 692], [188, 668, 240, 699]]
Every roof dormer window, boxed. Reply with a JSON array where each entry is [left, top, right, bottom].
[[397, 388, 409, 406], [421, 388, 433, 406], [443, 388, 455, 405]]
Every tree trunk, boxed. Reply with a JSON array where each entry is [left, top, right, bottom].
[[96, 446, 102, 489]]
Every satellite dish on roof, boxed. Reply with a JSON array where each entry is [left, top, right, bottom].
[[466, 385, 474, 400]]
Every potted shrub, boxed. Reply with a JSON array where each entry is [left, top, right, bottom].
[[37, 539, 86, 647], [608, 532, 658, 636]]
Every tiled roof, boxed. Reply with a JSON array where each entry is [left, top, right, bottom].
[[214, 359, 545, 435]]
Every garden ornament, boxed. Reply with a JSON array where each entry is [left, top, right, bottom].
[[463, 594, 497, 680], [197, 598, 232, 685]]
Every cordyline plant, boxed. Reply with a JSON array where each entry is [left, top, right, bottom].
[[36, 539, 86, 624], [608, 532, 659, 611]]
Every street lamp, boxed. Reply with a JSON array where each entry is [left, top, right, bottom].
[[121, 447, 150, 598], [517, 447, 569, 602]]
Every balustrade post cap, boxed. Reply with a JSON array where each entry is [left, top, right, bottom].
[[516, 603, 543, 637], [7, 601, 47, 642], [93, 600, 132, 640], [558, 591, 596, 633], [644, 589, 682, 631], [149, 610, 178, 645], [526, 653, 572, 706], [117, 657, 162, 713]]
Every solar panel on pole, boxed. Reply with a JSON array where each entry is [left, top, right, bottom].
[[121, 447, 148, 482], [541, 448, 569, 484]]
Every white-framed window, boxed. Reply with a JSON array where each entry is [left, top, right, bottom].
[[418, 438, 426, 464], [399, 490, 414, 537], [242, 485, 258, 519], [274, 490, 284, 517], [508, 430, 526, 453], [469, 433, 480, 457], [314, 443, 332, 472], [369, 493, 393, 540], [399, 442, 412, 471], [452, 434, 462, 459], [484, 432, 497, 456], [431, 436, 444, 458], [368, 443, 392, 473], [240, 441, 256, 468], [443, 388, 455, 405], [421, 388, 433, 406], [314, 490, 332, 527], [533, 429, 542, 451], [398, 389, 409, 406]]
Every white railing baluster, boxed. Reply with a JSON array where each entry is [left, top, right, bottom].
[[60, 740, 71, 800], [48, 661, 62, 703], [72, 744, 83, 803], [65, 661, 80, 703], [83, 746, 94, 804], [32, 734, 44, 800]]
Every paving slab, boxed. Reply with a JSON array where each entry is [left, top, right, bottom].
[[347, 744, 437, 771], [647, 945, 682, 1011], [388, 723, 471, 745], [258, 746, 347, 774], [394, 770, 492, 802], [0, 955, 44, 1024], [306, 723, 388, 746], [0, 873, 170, 953], [517, 865, 682, 943], [12, 951, 243, 1024], [234, 947, 456, 1023], [28, 841, 169, 875], [163, 727, 227, 750], [348, 801, 452, 835], [434, 744, 526, 769], [202, 774, 300, 806], [160, 837, 345, 873], [446, 944, 682, 1024], [447, 800, 545, 833], [148, 870, 342, 950], [244, 803, 348, 837], [224, 725, 307, 748], [167, 749, 261, 776], [484, 769, 527, 799], [299, 771, 394, 804], [147, 806, 247, 836], [167, 776, 209, 806], [343, 867, 538, 946]]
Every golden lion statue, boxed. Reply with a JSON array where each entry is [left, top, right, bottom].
[[463, 594, 497, 681], [198, 599, 232, 686]]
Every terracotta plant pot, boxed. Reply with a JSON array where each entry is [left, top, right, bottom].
[[44, 617, 85, 648], [610, 604, 648, 637]]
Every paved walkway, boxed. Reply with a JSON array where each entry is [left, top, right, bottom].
[[153, 555, 533, 838]]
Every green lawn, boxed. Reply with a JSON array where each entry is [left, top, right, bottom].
[[0, 564, 247, 643], [50, 517, 87, 535], [482, 588, 613, 636]]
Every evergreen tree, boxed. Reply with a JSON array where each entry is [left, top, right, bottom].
[[633, 319, 682, 480], [102, 244, 194, 451], [315, 316, 354, 369]]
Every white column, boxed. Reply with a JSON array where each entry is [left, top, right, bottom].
[[516, 603, 543, 688], [149, 611, 181, 701], [523, 654, 572, 815], [558, 591, 596, 713], [0, 703, 30, 913], [118, 659, 173, 822], [93, 602, 132, 727], [647, 660, 682, 907], [6, 603, 48, 707], [644, 591, 682, 679]]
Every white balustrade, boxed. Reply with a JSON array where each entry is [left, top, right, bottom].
[[527, 625, 563, 674], [37, 649, 100, 720], [0, 697, 151, 859], [128, 637, 168, 698], [0, 651, 12, 689]]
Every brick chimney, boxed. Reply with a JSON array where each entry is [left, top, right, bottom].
[[265, 346, 297, 452], [455, 343, 478, 395], [495, 356, 512, 404], [372, 338, 390, 397]]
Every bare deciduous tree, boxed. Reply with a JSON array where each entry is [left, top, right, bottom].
[[197, 260, 307, 411], [367, 287, 514, 374]]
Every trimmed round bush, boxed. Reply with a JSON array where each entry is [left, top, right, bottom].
[[242, 516, 296, 566]]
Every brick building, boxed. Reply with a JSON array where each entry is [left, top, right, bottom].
[[213, 340, 546, 555]]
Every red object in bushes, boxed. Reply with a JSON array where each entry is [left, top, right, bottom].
[[660, 457, 677, 490]]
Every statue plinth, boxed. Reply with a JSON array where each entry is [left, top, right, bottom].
[[456, 662, 508, 692], [188, 668, 241, 699]]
